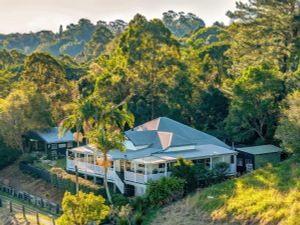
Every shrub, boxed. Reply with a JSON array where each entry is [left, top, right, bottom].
[[112, 193, 129, 207], [171, 157, 197, 192], [0, 140, 19, 169], [133, 211, 144, 225], [49, 167, 105, 195], [145, 176, 185, 207]]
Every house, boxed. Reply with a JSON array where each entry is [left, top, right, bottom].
[[236, 145, 282, 173], [23, 127, 76, 159], [66, 117, 237, 196]]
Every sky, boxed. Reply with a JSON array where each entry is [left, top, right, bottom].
[[0, 0, 246, 34]]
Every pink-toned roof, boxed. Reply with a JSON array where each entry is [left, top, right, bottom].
[[137, 118, 160, 131], [158, 132, 173, 149]]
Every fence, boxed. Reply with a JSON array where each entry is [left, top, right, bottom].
[[0, 196, 57, 225], [0, 183, 61, 215]]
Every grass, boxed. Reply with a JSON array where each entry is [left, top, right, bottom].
[[150, 156, 300, 225]]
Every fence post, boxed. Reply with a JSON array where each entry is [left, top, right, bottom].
[[52, 217, 56, 225], [22, 205, 26, 220], [9, 201, 12, 213], [36, 212, 40, 225]]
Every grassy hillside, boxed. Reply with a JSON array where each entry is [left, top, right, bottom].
[[150, 157, 300, 225]]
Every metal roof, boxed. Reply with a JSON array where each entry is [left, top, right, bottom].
[[126, 117, 230, 150], [237, 145, 282, 155], [29, 127, 74, 144], [154, 144, 237, 161]]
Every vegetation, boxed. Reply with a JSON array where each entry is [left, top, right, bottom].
[[56, 191, 110, 225], [146, 177, 185, 207], [0, 1, 300, 224], [151, 157, 300, 225]]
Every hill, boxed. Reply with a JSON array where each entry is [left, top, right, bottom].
[[150, 157, 300, 225]]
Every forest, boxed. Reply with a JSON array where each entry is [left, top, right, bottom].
[[1, 3, 300, 156], [1, 1, 300, 224]]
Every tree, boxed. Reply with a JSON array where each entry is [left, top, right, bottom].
[[0, 82, 52, 152], [225, 64, 284, 143], [88, 101, 134, 204], [56, 191, 110, 225], [162, 11, 205, 37], [226, 0, 300, 75], [84, 26, 114, 60], [20, 52, 72, 122], [276, 91, 300, 154]]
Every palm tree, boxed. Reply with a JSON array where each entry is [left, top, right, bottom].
[[59, 97, 94, 146], [88, 102, 134, 204]]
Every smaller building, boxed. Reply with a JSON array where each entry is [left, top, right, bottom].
[[23, 127, 76, 159], [236, 145, 282, 172]]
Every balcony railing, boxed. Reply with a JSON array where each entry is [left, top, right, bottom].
[[124, 171, 171, 184]]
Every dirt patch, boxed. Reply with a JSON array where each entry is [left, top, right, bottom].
[[0, 163, 64, 204]]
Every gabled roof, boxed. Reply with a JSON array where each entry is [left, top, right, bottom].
[[27, 127, 74, 144], [237, 145, 282, 155]]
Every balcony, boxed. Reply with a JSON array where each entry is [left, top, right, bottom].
[[124, 171, 171, 184]]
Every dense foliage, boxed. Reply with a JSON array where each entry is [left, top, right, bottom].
[[57, 191, 110, 225]]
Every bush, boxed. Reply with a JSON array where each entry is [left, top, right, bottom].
[[49, 167, 105, 195], [112, 193, 129, 207], [133, 211, 144, 225], [0, 140, 20, 169], [145, 176, 185, 207], [171, 157, 197, 192]]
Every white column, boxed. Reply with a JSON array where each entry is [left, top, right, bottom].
[[84, 153, 88, 179], [134, 162, 137, 182], [144, 164, 148, 183], [210, 157, 213, 170], [164, 162, 167, 176]]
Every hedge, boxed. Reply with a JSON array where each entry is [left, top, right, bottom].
[[19, 161, 105, 196]]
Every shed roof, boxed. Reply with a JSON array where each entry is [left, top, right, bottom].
[[237, 145, 282, 155], [28, 127, 74, 144]]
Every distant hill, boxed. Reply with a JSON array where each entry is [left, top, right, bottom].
[[150, 157, 300, 224], [0, 19, 127, 58], [0, 11, 205, 59]]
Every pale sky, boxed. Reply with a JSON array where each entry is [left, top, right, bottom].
[[0, 0, 246, 34]]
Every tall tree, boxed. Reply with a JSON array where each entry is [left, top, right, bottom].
[[0, 82, 52, 152], [276, 90, 300, 154], [226, 0, 300, 75], [20, 52, 72, 122], [225, 64, 284, 143]]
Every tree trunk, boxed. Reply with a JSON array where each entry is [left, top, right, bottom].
[[103, 153, 112, 204]]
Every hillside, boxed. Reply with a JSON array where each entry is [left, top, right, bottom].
[[150, 157, 300, 225]]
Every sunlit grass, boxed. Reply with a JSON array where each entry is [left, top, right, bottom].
[[195, 157, 300, 224]]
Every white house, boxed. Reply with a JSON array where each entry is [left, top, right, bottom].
[[66, 117, 237, 196]]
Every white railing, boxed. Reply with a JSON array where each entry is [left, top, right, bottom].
[[125, 171, 171, 183], [67, 159, 124, 193]]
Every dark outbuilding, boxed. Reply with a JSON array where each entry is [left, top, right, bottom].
[[23, 127, 75, 159], [236, 145, 282, 173]]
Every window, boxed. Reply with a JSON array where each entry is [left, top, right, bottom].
[[237, 158, 243, 166], [231, 155, 235, 164], [67, 142, 73, 148], [158, 163, 165, 168], [51, 144, 57, 149], [58, 143, 66, 148], [245, 159, 253, 165]]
